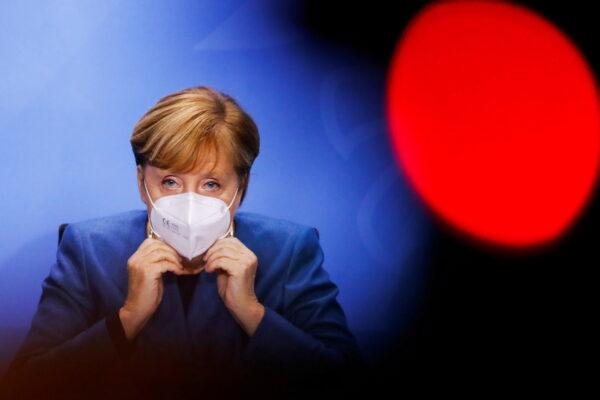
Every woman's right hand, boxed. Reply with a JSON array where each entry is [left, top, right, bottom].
[[119, 238, 201, 341]]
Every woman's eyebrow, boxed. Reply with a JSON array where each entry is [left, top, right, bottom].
[[159, 169, 221, 177], [159, 170, 178, 177], [202, 169, 226, 179], [158, 167, 228, 179]]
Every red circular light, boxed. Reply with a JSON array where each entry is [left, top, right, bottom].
[[386, 1, 600, 247]]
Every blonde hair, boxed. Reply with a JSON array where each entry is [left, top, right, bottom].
[[130, 86, 260, 205]]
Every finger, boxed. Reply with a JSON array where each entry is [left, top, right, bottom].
[[146, 248, 182, 268], [205, 237, 241, 255], [141, 239, 182, 261], [174, 256, 206, 275], [203, 242, 240, 262], [219, 236, 243, 248], [151, 260, 188, 276], [222, 237, 243, 247], [154, 241, 184, 260], [147, 246, 182, 264], [204, 256, 242, 275], [172, 261, 205, 275], [163, 263, 203, 276], [184, 264, 205, 274], [204, 248, 241, 267], [174, 264, 203, 275], [138, 238, 167, 258], [205, 238, 246, 261], [137, 237, 160, 255]]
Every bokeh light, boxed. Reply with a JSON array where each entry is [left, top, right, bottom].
[[387, 0, 600, 247]]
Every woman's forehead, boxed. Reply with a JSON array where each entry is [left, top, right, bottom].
[[148, 155, 234, 179]]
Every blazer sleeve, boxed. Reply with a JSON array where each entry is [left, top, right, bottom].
[[239, 226, 367, 378], [0, 224, 130, 396]]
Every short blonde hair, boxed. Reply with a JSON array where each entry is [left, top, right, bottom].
[[130, 86, 260, 205]]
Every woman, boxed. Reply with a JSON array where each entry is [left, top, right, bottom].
[[0, 86, 365, 399]]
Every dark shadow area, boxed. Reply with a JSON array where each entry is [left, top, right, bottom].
[[298, 0, 599, 391], [299, 0, 429, 66], [0, 327, 27, 379]]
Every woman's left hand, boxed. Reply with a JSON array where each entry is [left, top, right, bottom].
[[203, 237, 265, 336]]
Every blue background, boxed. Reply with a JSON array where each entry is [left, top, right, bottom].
[[0, 0, 431, 375]]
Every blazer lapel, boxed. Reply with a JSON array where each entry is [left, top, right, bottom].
[[126, 215, 194, 381], [128, 273, 194, 382], [183, 213, 249, 377]]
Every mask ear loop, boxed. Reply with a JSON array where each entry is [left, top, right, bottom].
[[222, 185, 239, 239], [226, 185, 239, 209]]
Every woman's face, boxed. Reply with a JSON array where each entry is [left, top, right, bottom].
[[136, 154, 242, 225]]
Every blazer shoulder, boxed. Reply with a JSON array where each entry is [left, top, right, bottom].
[[234, 211, 320, 244], [60, 209, 147, 254]]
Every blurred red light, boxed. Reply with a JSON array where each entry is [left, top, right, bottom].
[[386, 1, 600, 247]]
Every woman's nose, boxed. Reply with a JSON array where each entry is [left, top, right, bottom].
[[181, 181, 199, 193]]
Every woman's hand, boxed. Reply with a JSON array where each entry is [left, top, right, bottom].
[[119, 238, 203, 341], [203, 237, 265, 336]]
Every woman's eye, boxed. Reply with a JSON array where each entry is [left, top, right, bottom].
[[162, 178, 179, 188], [204, 181, 221, 191]]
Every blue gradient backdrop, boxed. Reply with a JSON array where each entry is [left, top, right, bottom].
[[0, 0, 431, 374]]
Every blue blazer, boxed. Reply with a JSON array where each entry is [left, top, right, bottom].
[[1, 209, 365, 399]]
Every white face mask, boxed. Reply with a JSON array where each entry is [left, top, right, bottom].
[[143, 178, 238, 261]]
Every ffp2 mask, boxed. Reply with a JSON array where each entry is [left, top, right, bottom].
[[143, 179, 238, 261]]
